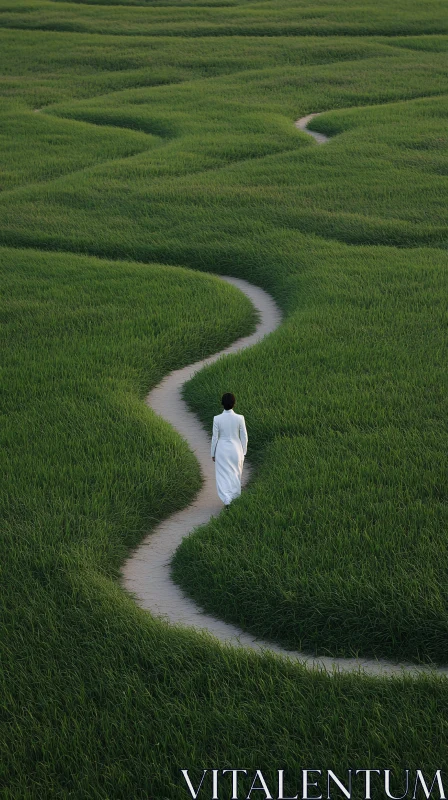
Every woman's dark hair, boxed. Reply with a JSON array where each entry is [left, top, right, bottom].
[[221, 392, 236, 410]]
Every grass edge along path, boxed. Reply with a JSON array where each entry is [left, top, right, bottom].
[[121, 268, 448, 679], [2, 14, 448, 797], [171, 116, 448, 667]]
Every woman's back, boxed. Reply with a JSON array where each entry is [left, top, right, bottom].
[[215, 409, 245, 443], [211, 394, 248, 506]]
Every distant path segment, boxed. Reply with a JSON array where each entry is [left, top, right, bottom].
[[295, 113, 330, 144], [119, 274, 448, 678]]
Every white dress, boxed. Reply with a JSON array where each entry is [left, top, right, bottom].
[[211, 409, 248, 505]]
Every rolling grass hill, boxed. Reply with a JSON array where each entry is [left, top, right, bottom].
[[1, 1, 447, 796]]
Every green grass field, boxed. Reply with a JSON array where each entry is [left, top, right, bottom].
[[1, 0, 448, 796]]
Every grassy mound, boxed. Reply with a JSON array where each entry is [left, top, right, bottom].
[[1, 1, 448, 795]]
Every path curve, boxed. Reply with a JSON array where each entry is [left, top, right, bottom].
[[295, 113, 330, 144], [119, 274, 448, 679]]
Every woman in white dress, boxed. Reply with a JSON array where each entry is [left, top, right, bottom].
[[211, 393, 248, 508]]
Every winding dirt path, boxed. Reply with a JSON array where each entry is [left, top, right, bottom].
[[295, 113, 330, 144], [119, 273, 447, 678], [120, 118, 447, 678]]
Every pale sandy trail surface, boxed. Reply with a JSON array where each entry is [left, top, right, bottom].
[[295, 113, 330, 144], [119, 274, 448, 678]]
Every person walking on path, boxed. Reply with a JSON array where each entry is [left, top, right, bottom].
[[211, 393, 248, 508]]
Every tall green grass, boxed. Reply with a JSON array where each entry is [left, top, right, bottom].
[[2, 248, 448, 798], [1, 246, 256, 571], [174, 242, 447, 662], [2, 1, 448, 795], [0, 109, 156, 191], [1, 0, 448, 37], [1, 48, 447, 249]]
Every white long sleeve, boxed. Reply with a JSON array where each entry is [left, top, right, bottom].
[[239, 416, 248, 455], [211, 416, 219, 457]]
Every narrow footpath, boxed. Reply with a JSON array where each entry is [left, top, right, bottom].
[[119, 118, 448, 679]]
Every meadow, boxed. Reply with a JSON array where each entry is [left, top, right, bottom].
[[1, 0, 447, 796]]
